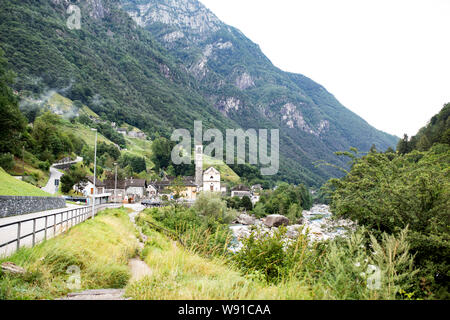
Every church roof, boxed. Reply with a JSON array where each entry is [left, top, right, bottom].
[[203, 167, 220, 174]]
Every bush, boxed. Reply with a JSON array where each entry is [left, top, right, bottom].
[[0, 153, 14, 170], [193, 192, 237, 224], [140, 205, 234, 258], [286, 203, 303, 224], [240, 196, 253, 211], [259, 183, 312, 216], [252, 202, 266, 218], [234, 226, 310, 284], [38, 160, 50, 171]]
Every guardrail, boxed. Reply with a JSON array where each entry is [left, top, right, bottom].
[[0, 203, 121, 257]]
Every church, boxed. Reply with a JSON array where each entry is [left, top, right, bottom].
[[195, 145, 223, 194], [149, 145, 225, 201]]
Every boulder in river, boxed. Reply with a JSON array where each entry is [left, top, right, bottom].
[[235, 213, 257, 226], [263, 215, 289, 228]]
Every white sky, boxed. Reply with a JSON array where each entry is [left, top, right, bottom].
[[199, 0, 450, 137]]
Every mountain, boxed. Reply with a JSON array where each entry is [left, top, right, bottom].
[[120, 0, 398, 181], [0, 0, 398, 187]]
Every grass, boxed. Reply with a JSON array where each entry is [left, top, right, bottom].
[[123, 136, 154, 169], [125, 212, 312, 300], [0, 168, 52, 197], [0, 208, 139, 300], [203, 155, 240, 184]]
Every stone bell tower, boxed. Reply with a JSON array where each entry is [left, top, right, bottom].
[[195, 145, 203, 189]]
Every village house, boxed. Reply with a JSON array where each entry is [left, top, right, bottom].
[[103, 177, 147, 202], [145, 146, 229, 202], [231, 185, 252, 198], [149, 176, 198, 201], [128, 130, 147, 139], [73, 176, 111, 205], [117, 128, 128, 135]]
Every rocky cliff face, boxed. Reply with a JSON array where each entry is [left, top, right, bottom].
[[123, 0, 222, 39]]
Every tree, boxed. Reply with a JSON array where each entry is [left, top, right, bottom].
[[327, 145, 450, 298], [396, 134, 411, 155], [60, 166, 88, 194], [169, 176, 186, 200], [0, 49, 26, 155], [259, 183, 312, 216], [151, 137, 172, 171], [240, 196, 253, 211]]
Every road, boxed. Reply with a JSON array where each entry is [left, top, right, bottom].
[[41, 156, 83, 195], [41, 166, 64, 194]]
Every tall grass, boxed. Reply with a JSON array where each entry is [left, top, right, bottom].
[[136, 206, 418, 300], [125, 225, 313, 300], [0, 208, 139, 300]]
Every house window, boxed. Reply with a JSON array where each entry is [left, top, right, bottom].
[[210, 184, 214, 191], [91, 188, 94, 195]]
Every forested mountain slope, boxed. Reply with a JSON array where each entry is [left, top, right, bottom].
[[0, 0, 398, 186]]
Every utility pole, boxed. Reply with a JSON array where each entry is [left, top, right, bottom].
[[22, 145, 25, 174], [91, 128, 98, 218], [114, 162, 118, 203]]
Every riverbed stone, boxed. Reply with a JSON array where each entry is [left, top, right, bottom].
[[263, 215, 289, 228], [235, 213, 257, 225]]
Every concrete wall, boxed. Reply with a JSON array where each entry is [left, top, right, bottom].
[[0, 196, 66, 218]]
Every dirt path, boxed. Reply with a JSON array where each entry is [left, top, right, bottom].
[[126, 204, 152, 282], [59, 203, 151, 300]]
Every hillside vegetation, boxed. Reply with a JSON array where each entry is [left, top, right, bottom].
[[325, 105, 450, 299], [0, 168, 51, 197]]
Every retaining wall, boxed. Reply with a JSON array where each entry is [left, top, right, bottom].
[[0, 196, 66, 218]]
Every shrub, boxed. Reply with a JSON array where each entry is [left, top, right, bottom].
[[0, 153, 14, 170], [286, 203, 303, 224], [193, 192, 237, 224], [327, 145, 450, 298], [234, 227, 310, 283], [240, 196, 253, 211], [140, 206, 234, 258], [38, 160, 50, 171], [252, 202, 266, 218]]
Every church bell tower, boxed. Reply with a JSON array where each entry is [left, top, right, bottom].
[[195, 145, 203, 189]]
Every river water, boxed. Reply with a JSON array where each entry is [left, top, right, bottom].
[[229, 204, 355, 252]]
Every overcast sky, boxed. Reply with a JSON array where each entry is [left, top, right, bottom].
[[199, 0, 450, 137]]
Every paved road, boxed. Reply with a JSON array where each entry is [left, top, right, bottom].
[[41, 166, 64, 194], [41, 157, 83, 194]]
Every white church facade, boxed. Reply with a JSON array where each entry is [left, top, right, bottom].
[[202, 167, 221, 192], [195, 145, 225, 194]]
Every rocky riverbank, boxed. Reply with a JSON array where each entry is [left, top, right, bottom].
[[229, 204, 356, 252]]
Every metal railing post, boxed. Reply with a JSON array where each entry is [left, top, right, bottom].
[[16, 222, 21, 251], [45, 216, 48, 241], [32, 219, 36, 247]]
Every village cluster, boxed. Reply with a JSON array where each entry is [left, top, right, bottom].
[[74, 145, 262, 205]]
